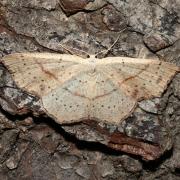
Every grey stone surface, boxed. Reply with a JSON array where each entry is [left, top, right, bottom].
[[0, 0, 180, 179]]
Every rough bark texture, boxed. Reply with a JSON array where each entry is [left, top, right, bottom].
[[0, 0, 180, 179]]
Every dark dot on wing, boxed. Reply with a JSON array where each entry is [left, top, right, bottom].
[[101, 105, 104, 107], [143, 83, 146, 86], [135, 85, 138, 87], [114, 105, 116, 108], [40, 85, 44, 91], [108, 106, 110, 109], [69, 105, 72, 108], [110, 74, 114, 77], [23, 63, 26, 65], [149, 80, 152, 83], [79, 80, 82, 83], [101, 80, 104, 83], [56, 98, 58, 100], [64, 104, 66, 107], [76, 105, 79, 107], [41, 79, 44, 82], [92, 105, 95, 107], [28, 72, 31, 75], [48, 86, 50, 89]]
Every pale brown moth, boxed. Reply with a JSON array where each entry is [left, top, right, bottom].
[[1, 52, 179, 125]]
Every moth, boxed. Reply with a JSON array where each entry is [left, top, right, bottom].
[[1, 53, 179, 125]]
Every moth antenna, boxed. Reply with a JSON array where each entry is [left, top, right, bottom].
[[95, 27, 127, 58], [59, 44, 90, 58], [58, 44, 74, 55]]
